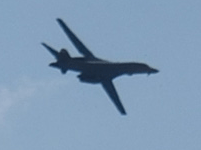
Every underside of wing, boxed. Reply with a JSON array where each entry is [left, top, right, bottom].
[[57, 18, 96, 59], [41, 43, 59, 59], [101, 80, 126, 115]]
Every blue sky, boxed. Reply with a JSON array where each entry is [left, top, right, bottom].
[[0, 0, 201, 149]]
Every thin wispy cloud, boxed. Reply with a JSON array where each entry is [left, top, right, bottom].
[[0, 77, 68, 124], [0, 84, 35, 123]]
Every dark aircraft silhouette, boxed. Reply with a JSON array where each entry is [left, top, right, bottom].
[[42, 18, 159, 115]]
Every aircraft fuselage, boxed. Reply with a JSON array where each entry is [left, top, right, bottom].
[[55, 57, 158, 83]]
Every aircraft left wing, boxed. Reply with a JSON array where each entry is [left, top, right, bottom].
[[57, 18, 97, 59], [101, 80, 126, 115]]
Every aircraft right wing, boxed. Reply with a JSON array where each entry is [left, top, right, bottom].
[[101, 80, 126, 115], [57, 18, 96, 59]]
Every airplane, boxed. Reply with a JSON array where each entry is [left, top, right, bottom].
[[42, 18, 159, 115]]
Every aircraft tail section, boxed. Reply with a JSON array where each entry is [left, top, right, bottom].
[[41, 43, 71, 60], [49, 62, 68, 74], [42, 43, 70, 74], [41, 43, 59, 59]]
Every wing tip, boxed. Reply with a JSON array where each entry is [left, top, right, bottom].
[[41, 42, 46, 47], [56, 18, 64, 25], [120, 108, 127, 115], [122, 111, 127, 115], [56, 18, 61, 22]]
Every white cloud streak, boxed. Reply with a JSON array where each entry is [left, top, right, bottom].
[[0, 84, 35, 123], [0, 77, 68, 124]]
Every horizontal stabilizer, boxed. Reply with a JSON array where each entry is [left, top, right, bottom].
[[41, 43, 59, 59], [49, 62, 68, 74]]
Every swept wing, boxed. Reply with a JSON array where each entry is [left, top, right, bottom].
[[57, 18, 97, 59], [102, 80, 126, 115]]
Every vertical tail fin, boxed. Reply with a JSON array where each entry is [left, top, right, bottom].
[[42, 43, 70, 74]]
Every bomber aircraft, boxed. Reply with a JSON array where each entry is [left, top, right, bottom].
[[42, 18, 159, 115]]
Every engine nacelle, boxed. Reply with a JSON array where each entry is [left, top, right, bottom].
[[77, 74, 101, 84]]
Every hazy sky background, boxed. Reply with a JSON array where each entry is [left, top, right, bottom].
[[0, 0, 201, 149]]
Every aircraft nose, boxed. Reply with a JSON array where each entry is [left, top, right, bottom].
[[151, 68, 159, 74], [148, 67, 159, 75]]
